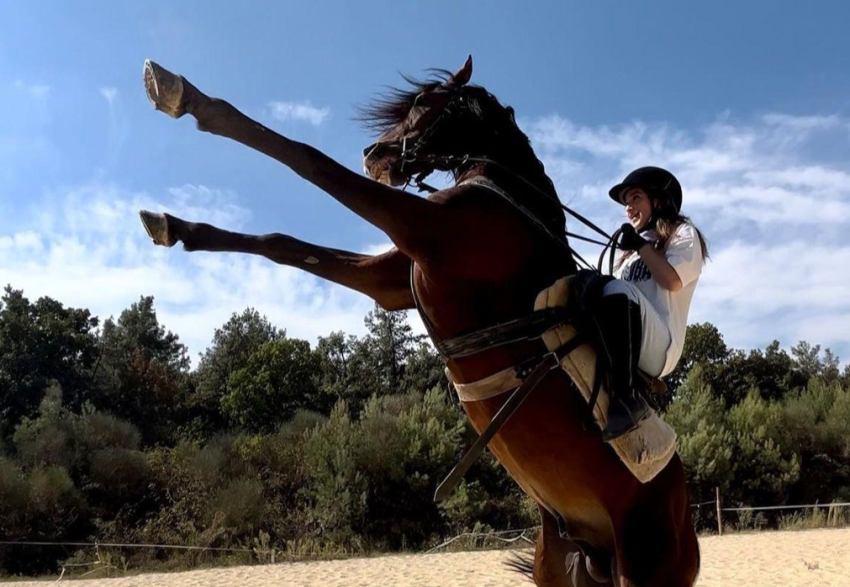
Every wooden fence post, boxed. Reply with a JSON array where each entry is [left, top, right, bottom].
[[715, 487, 723, 536]]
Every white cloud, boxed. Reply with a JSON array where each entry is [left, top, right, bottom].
[[761, 113, 844, 132], [527, 112, 850, 228], [14, 80, 50, 100], [695, 241, 850, 335], [360, 241, 394, 256], [0, 181, 379, 365], [268, 100, 330, 126], [99, 86, 118, 106]]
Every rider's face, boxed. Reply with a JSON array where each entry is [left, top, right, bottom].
[[621, 188, 653, 230]]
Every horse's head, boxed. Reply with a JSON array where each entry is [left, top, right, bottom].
[[361, 57, 531, 187], [361, 56, 567, 242], [360, 56, 474, 186]]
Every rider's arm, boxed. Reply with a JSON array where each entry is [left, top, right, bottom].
[[639, 223, 703, 292], [637, 246, 683, 292]]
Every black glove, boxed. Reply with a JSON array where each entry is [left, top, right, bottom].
[[618, 223, 650, 251]]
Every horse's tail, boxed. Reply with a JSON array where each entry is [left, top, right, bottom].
[[503, 551, 535, 582]]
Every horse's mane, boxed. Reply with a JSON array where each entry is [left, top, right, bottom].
[[357, 69, 454, 133]]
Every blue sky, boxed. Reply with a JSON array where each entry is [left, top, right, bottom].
[[1, 1, 849, 365]]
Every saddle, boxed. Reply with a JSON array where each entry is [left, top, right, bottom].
[[444, 274, 677, 483]]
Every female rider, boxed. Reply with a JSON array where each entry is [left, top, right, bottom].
[[597, 166, 709, 441]]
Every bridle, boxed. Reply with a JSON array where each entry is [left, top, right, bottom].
[[393, 88, 626, 273]]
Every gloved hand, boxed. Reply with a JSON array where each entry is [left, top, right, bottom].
[[619, 223, 650, 251]]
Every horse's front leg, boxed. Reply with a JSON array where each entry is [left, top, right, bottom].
[[143, 60, 445, 265], [139, 211, 413, 311]]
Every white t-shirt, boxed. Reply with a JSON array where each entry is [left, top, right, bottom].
[[614, 222, 704, 375]]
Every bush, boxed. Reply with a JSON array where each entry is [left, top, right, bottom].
[[303, 401, 367, 548], [208, 476, 268, 536], [12, 466, 90, 575], [726, 390, 800, 506], [13, 386, 75, 470], [74, 410, 141, 453], [0, 456, 28, 532], [88, 448, 150, 500]]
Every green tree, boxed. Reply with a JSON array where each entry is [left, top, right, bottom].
[[730, 341, 799, 403], [221, 338, 319, 433], [96, 296, 189, 444], [664, 367, 734, 501], [314, 331, 360, 412], [313, 307, 435, 414], [665, 322, 730, 397], [303, 401, 367, 546], [189, 308, 282, 437], [401, 340, 446, 397], [0, 287, 99, 434], [781, 378, 850, 504], [725, 390, 800, 506]]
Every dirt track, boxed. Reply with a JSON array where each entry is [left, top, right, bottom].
[[7, 528, 850, 586]]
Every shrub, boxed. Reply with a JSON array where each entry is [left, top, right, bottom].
[[74, 410, 141, 453], [208, 476, 268, 536], [304, 401, 367, 547], [13, 386, 75, 470], [88, 448, 151, 500]]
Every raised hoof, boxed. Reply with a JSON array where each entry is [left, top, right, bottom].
[[139, 210, 177, 247], [143, 59, 186, 119]]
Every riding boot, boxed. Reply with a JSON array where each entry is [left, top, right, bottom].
[[595, 293, 652, 441]]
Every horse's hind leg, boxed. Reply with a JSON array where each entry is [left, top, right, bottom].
[[138, 211, 413, 310], [612, 458, 700, 587], [531, 506, 612, 587]]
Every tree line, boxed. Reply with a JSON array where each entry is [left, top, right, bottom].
[[0, 286, 848, 575]]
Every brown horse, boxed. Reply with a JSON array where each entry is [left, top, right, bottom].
[[139, 57, 699, 587]]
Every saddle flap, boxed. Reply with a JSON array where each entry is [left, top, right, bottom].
[[535, 276, 677, 481]]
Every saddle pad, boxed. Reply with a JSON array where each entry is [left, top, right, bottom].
[[448, 276, 677, 483]]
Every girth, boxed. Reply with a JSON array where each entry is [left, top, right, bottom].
[[411, 266, 574, 362], [441, 307, 572, 359]]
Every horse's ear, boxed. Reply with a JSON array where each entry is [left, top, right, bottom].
[[450, 55, 473, 86]]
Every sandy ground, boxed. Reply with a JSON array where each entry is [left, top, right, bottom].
[[7, 528, 849, 586]]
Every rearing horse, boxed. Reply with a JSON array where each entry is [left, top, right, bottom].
[[139, 57, 699, 587]]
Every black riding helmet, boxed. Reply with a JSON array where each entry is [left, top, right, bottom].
[[608, 166, 682, 213]]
